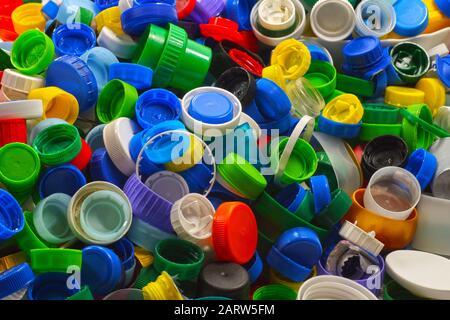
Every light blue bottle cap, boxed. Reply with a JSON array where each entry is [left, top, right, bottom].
[[188, 92, 234, 124], [80, 47, 119, 92], [41, 1, 60, 20], [57, 0, 99, 24], [33, 193, 75, 245], [85, 124, 107, 151], [80, 190, 133, 243], [127, 217, 176, 253], [393, 0, 428, 37], [144, 171, 190, 203]]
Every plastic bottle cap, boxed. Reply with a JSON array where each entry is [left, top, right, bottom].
[[304, 60, 337, 99], [177, 0, 196, 19], [274, 183, 307, 213], [28, 87, 79, 124], [95, 6, 123, 35], [415, 78, 446, 117], [135, 89, 181, 129], [85, 124, 107, 152], [214, 67, 256, 108], [127, 217, 176, 253], [52, 23, 96, 57], [68, 181, 133, 245], [197, 262, 250, 300], [38, 164, 86, 199], [27, 272, 79, 300], [384, 86, 425, 107], [404, 148, 438, 191], [82, 245, 122, 296], [154, 238, 204, 281], [309, 175, 331, 214], [0, 142, 40, 193], [182, 87, 242, 137], [170, 193, 215, 242], [271, 39, 311, 80], [0, 100, 43, 120], [212, 201, 257, 265], [144, 171, 190, 203], [362, 135, 409, 180], [109, 62, 153, 91], [393, 0, 428, 37], [253, 284, 297, 300], [11, 3, 46, 35], [435, 55, 450, 88], [189, 92, 233, 125], [30, 248, 82, 273], [45, 55, 98, 113], [0, 119, 27, 148], [80, 47, 120, 92], [32, 193, 74, 245], [286, 77, 325, 118], [0, 263, 34, 300], [89, 148, 127, 188], [322, 94, 364, 124], [1, 69, 44, 95], [0, 189, 24, 240], [142, 271, 183, 300], [339, 221, 384, 256], [434, 107, 450, 132], [257, 0, 296, 31], [98, 26, 138, 60], [355, 0, 396, 37], [310, 0, 356, 42], [254, 78, 291, 121], [103, 117, 140, 176], [390, 42, 430, 83], [342, 36, 387, 71]]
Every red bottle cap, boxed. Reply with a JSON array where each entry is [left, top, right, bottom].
[[0, 118, 27, 147], [0, 0, 23, 16], [0, 29, 18, 41], [176, 0, 196, 20], [229, 48, 263, 77], [200, 17, 259, 53], [0, 16, 14, 31], [70, 138, 92, 171], [212, 202, 258, 265]]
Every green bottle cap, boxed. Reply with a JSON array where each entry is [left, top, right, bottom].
[[312, 188, 352, 230], [294, 191, 315, 223], [14, 211, 48, 258], [363, 103, 400, 124], [96, 79, 138, 124], [360, 123, 403, 142], [66, 286, 94, 300], [252, 284, 297, 300], [133, 24, 168, 67], [11, 29, 55, 75], [0, 143, 41, 194], [401, 104, 436, 152], [30, 248, 82, 273], [336, 73, 375, 97], [154, 239, 204, 282], [390, 42, 430, 83], [74, 7, 94, 26], [32, 124, 82, 166], [304, 60, 337, 99], [217, 153, 267, 200]]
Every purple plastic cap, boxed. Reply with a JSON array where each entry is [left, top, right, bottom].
[[188, 0, 226, 24], [123, 174, 174, 234]]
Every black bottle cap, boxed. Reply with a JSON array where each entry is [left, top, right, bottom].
[[362, 135, 409, 180], [214, 67, 256, 107], [197, 262, 250, 300]]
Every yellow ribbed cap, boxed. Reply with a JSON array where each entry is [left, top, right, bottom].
[[322, 94, 364, 124], [385, 86, 425, 107], [271, 39, 311, 81], [142, 271, 184, 300], [415, 78, 446, 116]]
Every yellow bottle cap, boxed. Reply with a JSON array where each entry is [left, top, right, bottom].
[[11, 3, 46, 35], [322, 94, 364, 124], [28, 87, 79, 124], [385, 86, 425, 107], [0, 252, 27, 273], [142, 271, 184, 300], [415, 78, 446, 117], [164, 135, 204, 173], [262, 65, 286, 91], [94, 6, 124, 36], [270, 39, 311, 81], [134, 246, 154, 268], [269, 267, 317, 292]]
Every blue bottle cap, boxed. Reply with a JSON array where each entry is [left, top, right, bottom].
[[95, 0, 119, 11], [52, 23, 97, 57], [405, 148, 438, 190], [38, 164, 86, 199], [46, 55, 99, 112], [85, 124, 107, 152], [28, 273, 80, 300], [127, 217, 177, 253], [225, 0, 253, 31], [188, 92, 234, 125], [435, 0, 450, 18], [41, 1, 60, 20], [259, 112, 293, 136], [180, 163, 213, 194], [109, 237, 135, 271], [136, 89, 182, 129], [273, 227, 322, 268], [318, 115, 362, 139], [393, 0, 428, 37], [342, 36, 386, 70], [0, 189, 24, 241], [305, 42, 332, 63], [121, 3, 178, 36], [243, 251, 263, 283], [309, 175, 332, 214], [266, 245, 312, 282], [143, 131, 190, 165], [0, 263, 35, 299], [385, 59, 405, 86], [80, 47, 119, 92], [57, 0, 99, 24], [109, 63, 153, 91], [243, 99, 267, 124], [254, 78, 291, 121], [89, 148, 128, 188], [274, 183, 307, 213], [436, 55, 450, 88], [81, 246, 122, 297], [134, 0, 175, 5]]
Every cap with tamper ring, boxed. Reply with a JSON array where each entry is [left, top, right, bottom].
[[52, 23, 96, 57], [243, 251, 263, 284], [404, 149, 437, 190], [154, 238, 204, 281], [214, 67, 256, 107], [89, 148, 127, 188], [362, 135, 408, 179], [267, 227, 322, 282], [318, 116, 362, 139], [0, 263, 35, 300], [80, 47, 120, 92], [82, 245, 122, 296], [0, 143, 40, 194], [135, 89, 181, 129], [32, 193, 74, 245], [198, 262, 250, 300], [390, 42, 430, 83]]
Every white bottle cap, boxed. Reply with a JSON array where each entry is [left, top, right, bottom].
[[103, 117, 140, 176], [1, 69, 44, 94], [97, 27, 137, 60], [258, 0, 296, 31], [339, 221, 384, 256], [0, 100, 43, 120], [310, 0, 356, 42]]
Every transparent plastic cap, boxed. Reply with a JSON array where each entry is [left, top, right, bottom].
[[286, 77, 325, 118]]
